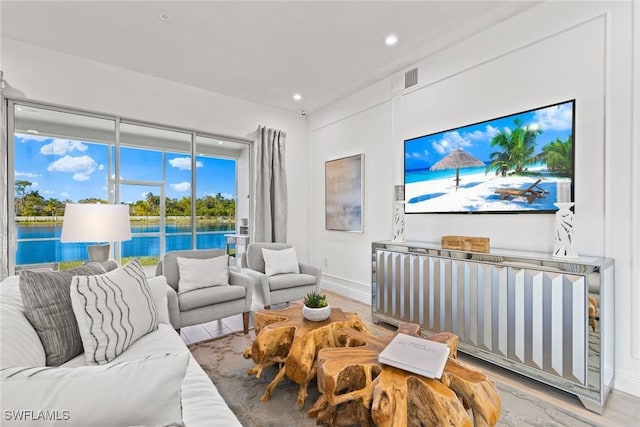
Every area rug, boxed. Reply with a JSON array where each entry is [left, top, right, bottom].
[[188, 332, 603, 427]]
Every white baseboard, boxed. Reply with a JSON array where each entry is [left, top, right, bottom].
[[613, 369, 640, 397], [320, 273, 371, 305]]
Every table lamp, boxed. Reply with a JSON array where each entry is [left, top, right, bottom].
[[60, 203, 132, 262]]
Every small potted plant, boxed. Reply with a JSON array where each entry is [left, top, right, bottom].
[[302, 291, 331, 322]]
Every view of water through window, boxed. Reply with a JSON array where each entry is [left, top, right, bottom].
[[15, 222, 234, 265], [12, 103, 246, 270]]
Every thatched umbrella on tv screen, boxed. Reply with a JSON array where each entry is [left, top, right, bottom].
[[429, 148, 484, 190]]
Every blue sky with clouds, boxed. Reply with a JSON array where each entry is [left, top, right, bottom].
[[405, 100, 574, 171], [13, 136, 236, 203]]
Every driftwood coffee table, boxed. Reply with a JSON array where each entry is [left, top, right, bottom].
[[242, 303, 370, 408], [309, 323, 501, 427], [243, 306, 501, 426]]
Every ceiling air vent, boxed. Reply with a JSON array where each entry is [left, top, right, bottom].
[[404, 67, 418, 89]]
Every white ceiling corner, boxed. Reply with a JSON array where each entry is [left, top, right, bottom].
[[0, 1, 540, 113]]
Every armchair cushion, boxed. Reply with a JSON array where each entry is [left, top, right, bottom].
[[268, 273, 317, 291], [178, 286, 247, 312], [177, 255, 229, 293], [262, 247, 300, 276]]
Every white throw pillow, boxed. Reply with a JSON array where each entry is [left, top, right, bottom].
[[0, 352, 188, 427], [177, 255, 229, 294], [70, 258, 159, 365], [262, 247, 300, 277]]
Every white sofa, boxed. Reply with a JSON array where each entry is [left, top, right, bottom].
[[0, 274, 241, 427]]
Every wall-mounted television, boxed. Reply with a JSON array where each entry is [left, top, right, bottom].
[[404, 99, 575, 214]]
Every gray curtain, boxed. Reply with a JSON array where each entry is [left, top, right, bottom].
[[253, 126, 287, 243], [0, 81, 8, 279]]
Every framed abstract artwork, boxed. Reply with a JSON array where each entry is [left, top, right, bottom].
[[325, 154, 364, 232]]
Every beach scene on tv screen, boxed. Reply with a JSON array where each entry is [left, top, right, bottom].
[[404, 100, 574, 213]]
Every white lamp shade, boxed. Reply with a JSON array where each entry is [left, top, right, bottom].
[[60, 203, 132, 243]]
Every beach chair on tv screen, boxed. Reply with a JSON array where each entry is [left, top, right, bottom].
[[495, 178, 548, 204]]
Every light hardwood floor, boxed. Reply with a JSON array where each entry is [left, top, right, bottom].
[[181, 290, 640, 425]]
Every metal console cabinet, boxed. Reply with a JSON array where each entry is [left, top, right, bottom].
[[371, 241, 614, 413]]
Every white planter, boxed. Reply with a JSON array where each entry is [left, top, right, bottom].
[[302, 305, 331, 322]]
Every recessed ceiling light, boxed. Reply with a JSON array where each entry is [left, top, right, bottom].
[[292, 93, 302, 101], [385, 34, 398, 46], [159, 13, 170, 23]]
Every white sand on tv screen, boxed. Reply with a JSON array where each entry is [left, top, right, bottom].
[[405, 168, 569, 213]]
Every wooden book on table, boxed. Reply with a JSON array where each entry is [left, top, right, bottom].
[[378, 333, 450, 379]]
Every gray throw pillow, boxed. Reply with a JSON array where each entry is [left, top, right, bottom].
[[19, 263, 107, 366]]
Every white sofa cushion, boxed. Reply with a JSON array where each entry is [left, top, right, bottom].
[[177, 255, 229, 293], [70, 259, 158, 365], [127, 325, 243, 426], [0, 276, 46, 368], [0, 352, 189, 427], [182, 355, 242, 426], [58, 324, 242, 426]]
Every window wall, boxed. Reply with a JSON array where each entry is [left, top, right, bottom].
[[11, 104, 114, 270], [195, 135, 241, 250], [7, 100, 251, 273]]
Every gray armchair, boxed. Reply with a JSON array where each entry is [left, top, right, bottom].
[[242, 242, 321, 309], [155, 249, 254, 334]]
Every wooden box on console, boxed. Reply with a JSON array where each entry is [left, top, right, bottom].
[[441, 235, 490, 253]]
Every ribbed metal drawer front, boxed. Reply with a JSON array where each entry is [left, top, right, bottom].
[[375, 250, 587, 386]]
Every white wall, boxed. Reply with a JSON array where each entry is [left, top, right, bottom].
[[631, 0, 640, 361], [0, 38, 310, 261], [309, 1, 639, 397], [309, 98, 393, 302], [400, 5, 607, 254]]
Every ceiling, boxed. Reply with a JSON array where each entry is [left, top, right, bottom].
[[1, 1, 539, 114]]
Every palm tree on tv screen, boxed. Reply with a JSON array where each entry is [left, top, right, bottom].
[[485, 119, 542, 175], [542, 136, 572, 175]]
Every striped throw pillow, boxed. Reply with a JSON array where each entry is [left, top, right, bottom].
[[70, 258, 158, 365]]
